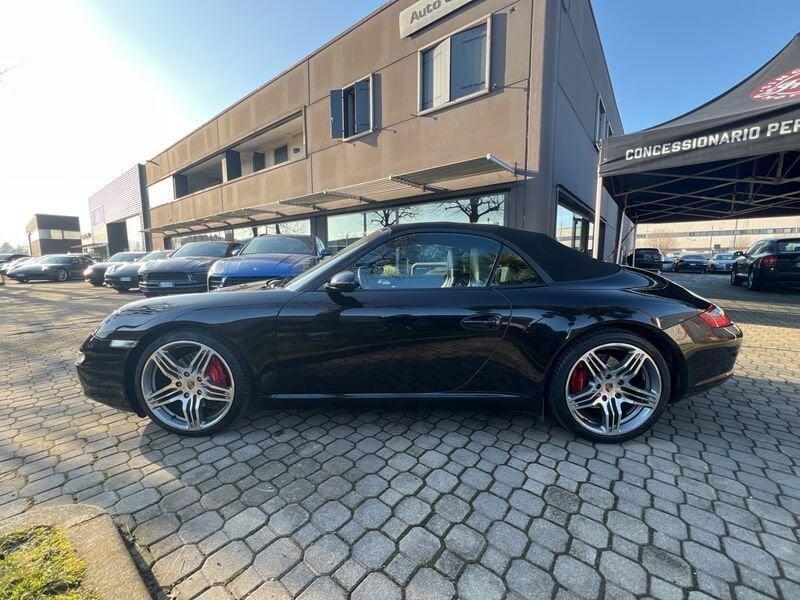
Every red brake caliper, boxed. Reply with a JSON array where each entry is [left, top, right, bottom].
[[569, 364, 589, 395], [206, 357, 230, 387]]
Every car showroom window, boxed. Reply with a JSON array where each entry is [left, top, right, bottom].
[[420, 19, 490, 113], [352, 233, 500, 290], [330, 74, 373, 140], [491, 247, 543, 287]]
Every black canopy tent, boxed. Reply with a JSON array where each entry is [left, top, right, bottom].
[[596, 33, 800, 261]]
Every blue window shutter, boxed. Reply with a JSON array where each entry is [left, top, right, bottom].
[[354, 79, 372, 134], [330, 89, 344, 138]]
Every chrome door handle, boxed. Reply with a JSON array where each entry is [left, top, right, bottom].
[[460, 313, 503, 331]]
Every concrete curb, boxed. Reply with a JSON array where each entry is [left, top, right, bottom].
[[0, 503, 151, 600]]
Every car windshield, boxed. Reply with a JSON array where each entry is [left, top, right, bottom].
[[141, 251, 171, 261], [171, 242, 231, 258], [108, 252, 141, 262], [242, 236, 314, 256], [684, 255, 705, 260], [776, 239, 800, 253], [714, 254, 734, 260], [285, 230, 386, 291], [39, 256, 72, 265]]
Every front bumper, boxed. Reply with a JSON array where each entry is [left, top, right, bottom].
[[76, 335, 142, 415], [139, 273, 207, 295], [208, 274, 278, 290], [84, 271, 105, 284], [105, 274, 137, 289]]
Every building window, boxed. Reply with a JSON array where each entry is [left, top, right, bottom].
[[330, 75, 373, 139], [273, 145, 288, 165], [420, 21, 489, 112], [595, 96, 607, 145], [326, 193, 506, 254], [147, 177, 176, 209], [556, 192, 594, 255]]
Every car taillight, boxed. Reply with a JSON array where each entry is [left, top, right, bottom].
[[698, 305, 733, 328], [760, 255, 778, 268]]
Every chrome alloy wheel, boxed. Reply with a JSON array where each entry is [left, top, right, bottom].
[[565, 343, 662, 437], [140, 340, 235, 432]]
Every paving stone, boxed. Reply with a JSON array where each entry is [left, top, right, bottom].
[[406, 567, 455, 600], [304, 534, 348, 574], [599, 550, 647, 594], [253, 537, 301, 579], [399, 526, 441, 564], [457, 564, 506, 600], [444, 523, 486, 560], [352, 530, 394, 569], [201, 541, 252, 584], [351, 572, 401, 600], [554, 555, 601, 599]]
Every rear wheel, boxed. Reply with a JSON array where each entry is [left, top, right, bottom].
[[135, 330, 254, 436], [730, 270, 741, 286], [547, 329, 671, 443], [55, 268, 69, 282], [745, 269, 762, 291]]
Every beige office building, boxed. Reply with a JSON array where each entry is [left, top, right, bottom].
[[637, 216, 800, 254], [144, 0, 624, 259]]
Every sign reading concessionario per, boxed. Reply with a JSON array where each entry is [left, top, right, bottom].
[[599, 33, 800, 178], [400, 0, 476, 38]]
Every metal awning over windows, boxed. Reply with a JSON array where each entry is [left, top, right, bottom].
[[145, 154, 521, 235]]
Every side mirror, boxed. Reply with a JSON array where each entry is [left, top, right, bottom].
[[230, 247, 242, 256], [319, 248, 333, 258], [326, 271, 359, 293]]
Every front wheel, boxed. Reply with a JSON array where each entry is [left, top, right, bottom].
[[134, 331, 254, 436], [546, 329, 671, 443], [55, 268, 69, 282]]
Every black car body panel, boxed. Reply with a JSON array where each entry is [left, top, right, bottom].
[[76, 223, 742, 418], [8, 255, 93, 282], [138, 242, 242, 295], [675, 255, 708, 273], [732, 237, 800, 286], [84, 252, 148, 285], [105, 251, 172, 290], [625, 248, 664, 271]]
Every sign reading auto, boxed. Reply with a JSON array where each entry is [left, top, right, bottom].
[[400, 0, 476, 38], [751, 66, 800, 101]]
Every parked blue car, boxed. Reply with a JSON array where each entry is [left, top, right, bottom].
[[207, 234, 330, 290]]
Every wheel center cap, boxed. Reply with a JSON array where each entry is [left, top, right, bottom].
[[605, 382, 614, 393], [187, 381, 195, 390]]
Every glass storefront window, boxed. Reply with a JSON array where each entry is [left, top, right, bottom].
[[556, 199, 594, 255], [326, 193, 505, 253], [263, 219, 310, 235]]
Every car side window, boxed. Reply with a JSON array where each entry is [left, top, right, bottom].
[[490, 247, 543, 287], [352, 233, 500, 290]]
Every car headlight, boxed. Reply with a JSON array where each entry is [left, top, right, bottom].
[[83, 267, 93, 275], [209, 261, 224, 274]]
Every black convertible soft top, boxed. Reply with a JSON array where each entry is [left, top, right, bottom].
[[388, 222, 621, 282]]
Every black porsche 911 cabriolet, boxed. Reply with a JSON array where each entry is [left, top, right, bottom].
[[76, 223, 742, 442]]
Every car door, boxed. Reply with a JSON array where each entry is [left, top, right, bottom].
[[275, 231, 511, 395], [736, 241, 762, 275]]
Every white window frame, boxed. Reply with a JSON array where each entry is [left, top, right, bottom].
[[333, 73, 375, 142], [417, 15, 492, 116]]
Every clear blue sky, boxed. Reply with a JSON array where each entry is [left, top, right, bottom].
[[82, 0, 800, 134], [593, 0, 800, 132]]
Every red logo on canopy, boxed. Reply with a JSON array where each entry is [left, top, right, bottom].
[[751, 66, 800, 101]]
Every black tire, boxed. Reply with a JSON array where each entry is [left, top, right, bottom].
[[546, 328, 671, 443], [730, 270, 741, 286], [90, 281, 103, 287], [115, 287, 131, 293], [55, 268, 69, 282], [134, 329, 255, 436], [745, 269, 762, 291]]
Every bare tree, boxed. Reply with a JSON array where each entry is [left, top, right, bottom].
[[642, 229, 678, 254], [369, 207, 418, 227], [442, 195, 503, 223]]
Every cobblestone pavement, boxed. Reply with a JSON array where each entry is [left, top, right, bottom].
[[0, 275, 798, 600]]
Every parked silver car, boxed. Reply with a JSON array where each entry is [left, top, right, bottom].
[[708, 253, 737, 273]]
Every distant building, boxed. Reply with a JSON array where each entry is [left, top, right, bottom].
[[25, 214, 81, 256], [87, 164, 150, 258], [637, 215, 800, 254]]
